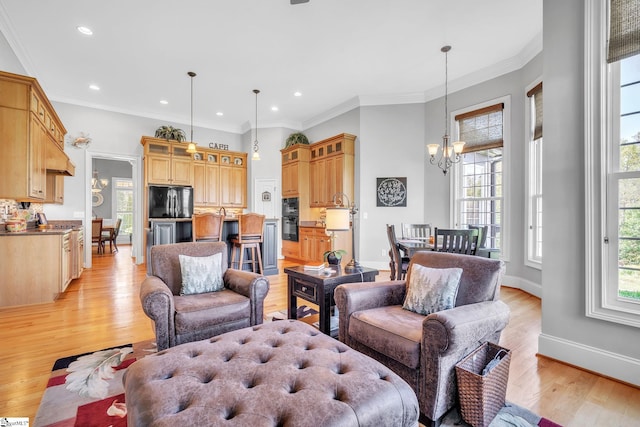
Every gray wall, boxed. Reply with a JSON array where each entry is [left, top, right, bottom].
[[91, 159, 132, 220], [0, 29, 25, 74], [539, 0, 639, 385]]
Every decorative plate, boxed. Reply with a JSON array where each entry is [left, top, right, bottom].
[[193, 153, 202, 160]]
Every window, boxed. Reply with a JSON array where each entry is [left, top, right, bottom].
[[453, 101, 508, 253], [526, 81, 543, 266], [586, 0, 640, 327], [112, 178, 133, 239]]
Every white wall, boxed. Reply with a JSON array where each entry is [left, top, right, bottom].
[[539, 0, 640, 385]]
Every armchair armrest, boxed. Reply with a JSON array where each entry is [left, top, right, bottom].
[[422, 300, 510, 356], [224, 269, 270, 325], [140, 276, 176, 350], [334, 280, 406, 344]]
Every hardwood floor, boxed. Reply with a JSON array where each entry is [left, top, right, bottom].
[[1, 245, 638, 425]]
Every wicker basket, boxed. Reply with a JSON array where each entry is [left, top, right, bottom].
[[455, 342, 511, 427]]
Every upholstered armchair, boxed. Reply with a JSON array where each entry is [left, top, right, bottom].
[[334, 251, 509, 427], [140, 241, 269, 351]]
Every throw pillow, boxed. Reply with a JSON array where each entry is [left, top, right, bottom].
[[402, 264, 463, 315], [178, 253, 224, 295]]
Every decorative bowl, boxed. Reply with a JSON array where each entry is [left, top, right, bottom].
[[5, 219, 26, 232]]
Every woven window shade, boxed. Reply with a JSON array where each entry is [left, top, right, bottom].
[[608, 0, 640, 63], [455, 103, 504, 153], [527, 82, 543, 140]]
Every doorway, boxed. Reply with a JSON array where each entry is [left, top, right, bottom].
[[85, 151, 143, 268]]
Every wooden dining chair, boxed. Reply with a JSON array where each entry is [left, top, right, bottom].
[[401, 223, 432, 241], [101, 218, 122, 253], [433, 227, 479, 255], [387, 224, 410, 280], [91, 218, 104, 254], [192, 213, 224, 242]]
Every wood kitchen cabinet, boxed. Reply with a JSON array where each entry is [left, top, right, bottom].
[[219, 154, 247, 208], [142, 138, 193, 186], [309, 133, 355, 207], [299, 227, 332, 264], [193, 160, 220, 207], [281, 145, 310, 197], [45, 174, 65, 204], [0, 71, 71, 202]]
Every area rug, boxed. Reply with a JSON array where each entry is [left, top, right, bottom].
[[35, 335, 560, 427], [265, 304, 318, 322]]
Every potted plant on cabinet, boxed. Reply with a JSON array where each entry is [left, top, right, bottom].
[[155, 125, 186, 142], [323, 249, 347, 266], [285, 132, 310, 148]]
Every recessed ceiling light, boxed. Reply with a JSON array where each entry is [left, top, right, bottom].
[[294, 91, 302, 97], [271, 106, 279, 112], [77, 26, 93, 36], [89, 84, 100, 91], [160, 100, 169, 105], [216, 112, 223, 116]]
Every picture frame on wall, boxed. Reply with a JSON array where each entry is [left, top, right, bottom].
[[376, 177, 407, 207]]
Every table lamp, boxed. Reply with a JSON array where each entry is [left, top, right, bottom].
[[326, 193, 362, 273]]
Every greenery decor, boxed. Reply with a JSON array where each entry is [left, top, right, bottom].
[[323, 249, 347, 265], [155, 125, 186, 142], [285, 132, 310, 148]]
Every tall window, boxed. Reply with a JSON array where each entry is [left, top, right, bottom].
[[112, 178, 133, 239], [586, 0, 640, 327], [454, 102, 505, 251], [527, 82, 543, 266]]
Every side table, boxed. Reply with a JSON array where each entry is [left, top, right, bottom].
[[285, 265, 379, 336]]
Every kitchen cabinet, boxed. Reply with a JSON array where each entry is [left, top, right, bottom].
[[0, 230, 74, 307], [45, 174, 65, 204], [261, 219, 279, 275], [281, 145, 310, 197], [142, 138, 193, 186], [71, 228, 84, 279], [0, 71, 71, 202], [309, 133, 355, 207], [219, 154, 247, 208], [299, 227, 332, 264], [193, 153, 220, 207]]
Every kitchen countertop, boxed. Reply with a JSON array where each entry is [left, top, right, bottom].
[[0, 228, 74, 236]]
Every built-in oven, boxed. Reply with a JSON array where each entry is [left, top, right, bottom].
[[282, 197, 299, 242]]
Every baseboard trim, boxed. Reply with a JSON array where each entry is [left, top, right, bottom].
[[538, 333, 640, 387], [502, 274, 541, 298]]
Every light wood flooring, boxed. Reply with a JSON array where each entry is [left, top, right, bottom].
[[1, 246, 639, 425]]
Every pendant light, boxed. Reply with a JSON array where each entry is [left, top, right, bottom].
[[252, 89, 261, 161], [186, 71, 197, 154], [427, 46, 465, 175]]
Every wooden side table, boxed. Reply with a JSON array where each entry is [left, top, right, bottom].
[[285, 265, 379, 336]]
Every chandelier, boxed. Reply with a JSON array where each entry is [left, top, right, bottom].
[[427, 45, 465, 175], [91, 170, 108, 193]]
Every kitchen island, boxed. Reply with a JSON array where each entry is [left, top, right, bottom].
[[146, 217, 279, 276]]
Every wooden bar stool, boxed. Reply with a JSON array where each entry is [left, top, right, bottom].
[[230, 213, 265, 273], [192, 213, 224, 242]]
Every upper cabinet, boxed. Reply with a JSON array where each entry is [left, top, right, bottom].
[[0, 71, 72, 202], [141, 136, 247, 209], [309, 133, 355, 207], [281, 144, 310, 198]]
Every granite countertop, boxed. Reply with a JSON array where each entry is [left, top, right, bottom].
[[299, 221, 326, 229], [0, 228, 73, 236]]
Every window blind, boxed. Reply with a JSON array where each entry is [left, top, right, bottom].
[[455, 103, 504, 153], [527, 82, 543, 140], [608, 0, 640, 63]]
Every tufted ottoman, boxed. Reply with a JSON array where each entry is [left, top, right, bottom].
[[123, 320, 419, 426]]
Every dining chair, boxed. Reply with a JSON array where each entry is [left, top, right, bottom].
[[401, 223, 431, 241], [91, 218, 104, 254], [192, 212, 225, 242], [468, 224, 488, 255], [387, 224, 410, 280], [230, 213, 266, 273], [102, 218, 122, 253], [433, 227, 479, 255]]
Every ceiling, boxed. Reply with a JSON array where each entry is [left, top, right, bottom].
[[0, 0, 542, 134]]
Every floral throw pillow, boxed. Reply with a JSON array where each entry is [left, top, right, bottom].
[[402, 264, 463, 315], [179, 253, 224, 295]]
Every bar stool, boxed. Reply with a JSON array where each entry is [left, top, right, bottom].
[[192, 213, 224, 242], [230, 213, 265, 273]]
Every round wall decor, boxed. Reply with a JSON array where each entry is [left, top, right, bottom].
[[92, 192, 104, 207]]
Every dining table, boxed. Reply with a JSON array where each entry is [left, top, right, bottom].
[[397, 239, 434, 257]]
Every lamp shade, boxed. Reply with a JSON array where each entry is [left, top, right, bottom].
[[325, 207, 350, 231]]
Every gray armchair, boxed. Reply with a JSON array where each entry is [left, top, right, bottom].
[[334, 251, 509, 426], [141, 241, 269, 351]]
